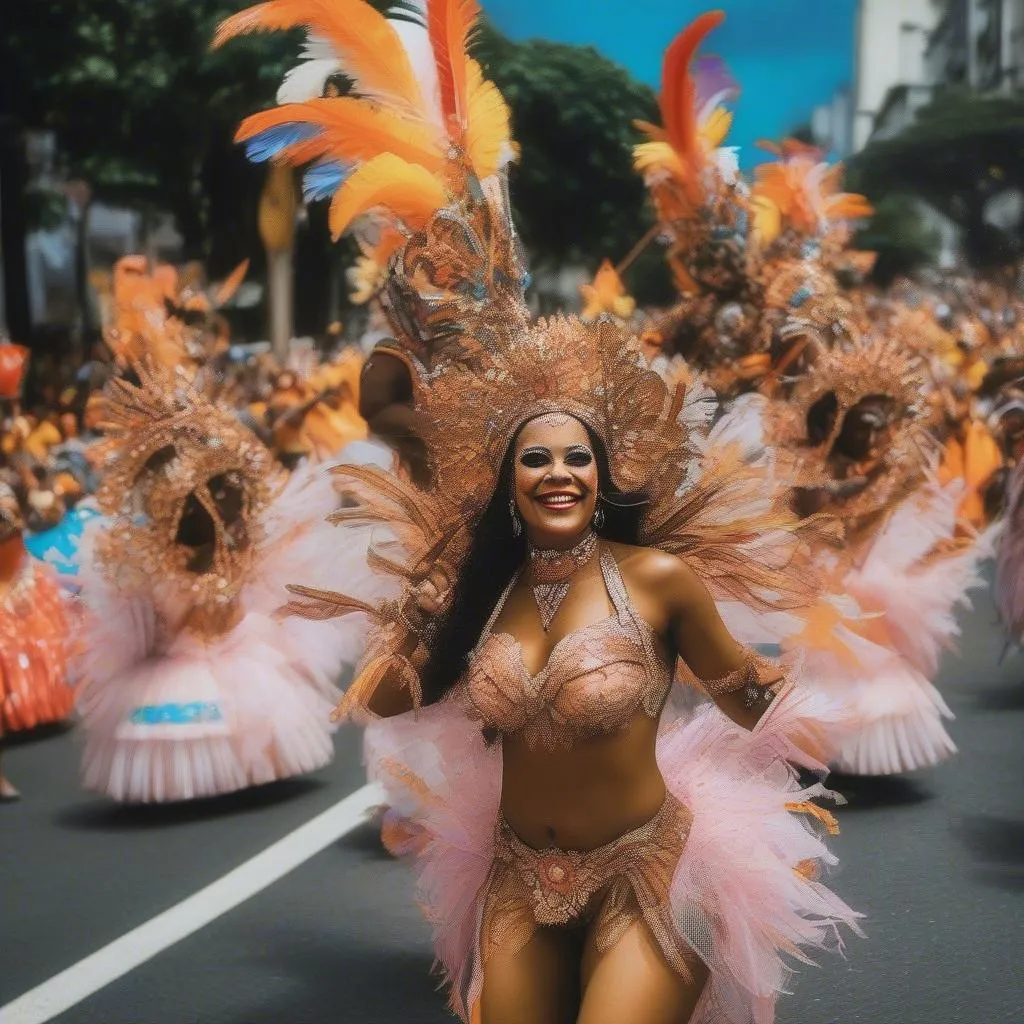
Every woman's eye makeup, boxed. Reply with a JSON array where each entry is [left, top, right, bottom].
[[519, 445, 593, 469], [519, 447, 551, 468]]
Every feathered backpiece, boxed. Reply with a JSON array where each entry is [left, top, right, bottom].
[[217, 0, 525, 366], [633, 12, 746, 295], [287, 310, 823, 660], [94, 360, 279, 635], [224, 2, 826, 711], [751, 140, 873, 253], [766, 330, 936, 538], [94, 255, 248, 371]]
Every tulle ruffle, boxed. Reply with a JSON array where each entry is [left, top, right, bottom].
[[366, 688, 861, 1023], [78, 612, 338, 802]]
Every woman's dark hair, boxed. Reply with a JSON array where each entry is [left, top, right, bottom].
[[419, 418, 648, 706]]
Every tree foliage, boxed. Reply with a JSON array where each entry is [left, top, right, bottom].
[[3, 4, 674, 328], [3, 0, 296, 267], [476, 25, 673, 304], [850, 87, 1024, 268], [852, 194, 939, 286]]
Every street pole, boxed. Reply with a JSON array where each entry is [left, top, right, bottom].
[[258, 163, 297, 362]]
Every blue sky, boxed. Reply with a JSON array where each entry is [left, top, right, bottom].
[[485, 0, 858, 166]]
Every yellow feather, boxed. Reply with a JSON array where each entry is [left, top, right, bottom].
[[429, 0, 481, 127], [214, 0, 425, 116], [701, 107, 732, 151], [329, 154, 446, 239], [237, 99, 445, 172], [464, 60, 512, 179], [751, 195, 782, 246], [633, 140, 683, 177]]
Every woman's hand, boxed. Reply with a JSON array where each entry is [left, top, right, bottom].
[[413, 567, 450, 617]]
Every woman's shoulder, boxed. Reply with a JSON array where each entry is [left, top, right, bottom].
[[603, 541, 698, 593]]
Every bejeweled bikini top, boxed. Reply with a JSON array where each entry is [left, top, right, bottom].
[[458, 550, 672, 750]]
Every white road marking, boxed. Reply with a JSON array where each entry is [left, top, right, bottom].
[[0, 782, 384, 1024]]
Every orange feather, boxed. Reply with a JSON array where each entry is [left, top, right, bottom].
[[660, 11, 725, 164], [214, 0, 425, 115], [213, 259, 250, 306], [428, 0, 481, 129], [634, 119, 667, 143], [328, 153, 446, 239], [236, 99, 445, 173], [464, 59, 512, 178]]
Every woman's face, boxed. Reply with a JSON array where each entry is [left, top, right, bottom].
[[512, 414, 599, 548]]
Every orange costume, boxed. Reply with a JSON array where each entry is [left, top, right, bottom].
[[0, 485, 75, 799]]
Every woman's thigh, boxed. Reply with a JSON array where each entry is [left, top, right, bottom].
[[479, 925, 584, 1024], [577, 919, 709, 1024]]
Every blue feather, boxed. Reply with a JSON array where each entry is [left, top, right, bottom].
[[302, 160, 352, 202], [244, 124, 320, 163]]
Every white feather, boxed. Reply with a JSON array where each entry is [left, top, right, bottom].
[[391, 8, 443, 128], [277, 36, 343, 104]]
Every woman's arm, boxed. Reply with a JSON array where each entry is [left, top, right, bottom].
[[358, 351, 430, 483], [636, 549, 785, 730], [353, 572, 449, 720]]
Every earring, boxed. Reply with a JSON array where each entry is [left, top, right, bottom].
[[593, 496, 605, 530], [509, 497, 522, 537]]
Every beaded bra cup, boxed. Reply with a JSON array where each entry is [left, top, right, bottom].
[[459, 550, 672, 750]]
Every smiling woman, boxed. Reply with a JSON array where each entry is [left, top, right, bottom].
[[222, 1, 862, 1021], [416, 412, 649, 710]]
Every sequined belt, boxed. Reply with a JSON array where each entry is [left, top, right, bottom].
[[492, 792, 692, 928]]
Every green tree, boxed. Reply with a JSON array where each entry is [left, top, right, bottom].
[[852, 194, 940, 286], [476, 24, 673, 305], [2, 1, 296, 266], [850, 87, 1024, 268], [1, 4, 674, 343]]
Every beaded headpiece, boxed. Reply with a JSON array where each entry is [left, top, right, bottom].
[[94, 361, 278, 632], [222, 0, 827, 693], [766, 332, 935, 535]]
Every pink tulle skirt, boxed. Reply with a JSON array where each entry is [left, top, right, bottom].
[[78, 611, 339, 803], [364, 689, 862, 1024], [790, 482, 993, 775]]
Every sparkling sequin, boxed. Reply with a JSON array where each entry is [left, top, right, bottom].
[[129, 701, 224, 725], [481, 793, 698, 983], [462, 551, 671, 751]]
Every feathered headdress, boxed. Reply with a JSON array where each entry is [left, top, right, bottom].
[[215, 0, 525, 366], [751, 140, 873, 251], [222, 0, 827, 709], [632, 12, 746, 295]]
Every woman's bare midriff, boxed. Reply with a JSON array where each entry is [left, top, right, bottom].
[[499, 711, 667, 851]]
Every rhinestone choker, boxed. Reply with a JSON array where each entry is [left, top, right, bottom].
[[527, 531, 598, 630]]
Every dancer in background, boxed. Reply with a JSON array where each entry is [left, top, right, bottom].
[[74, 361, 373, 802], [0, 482, 75, 801]]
